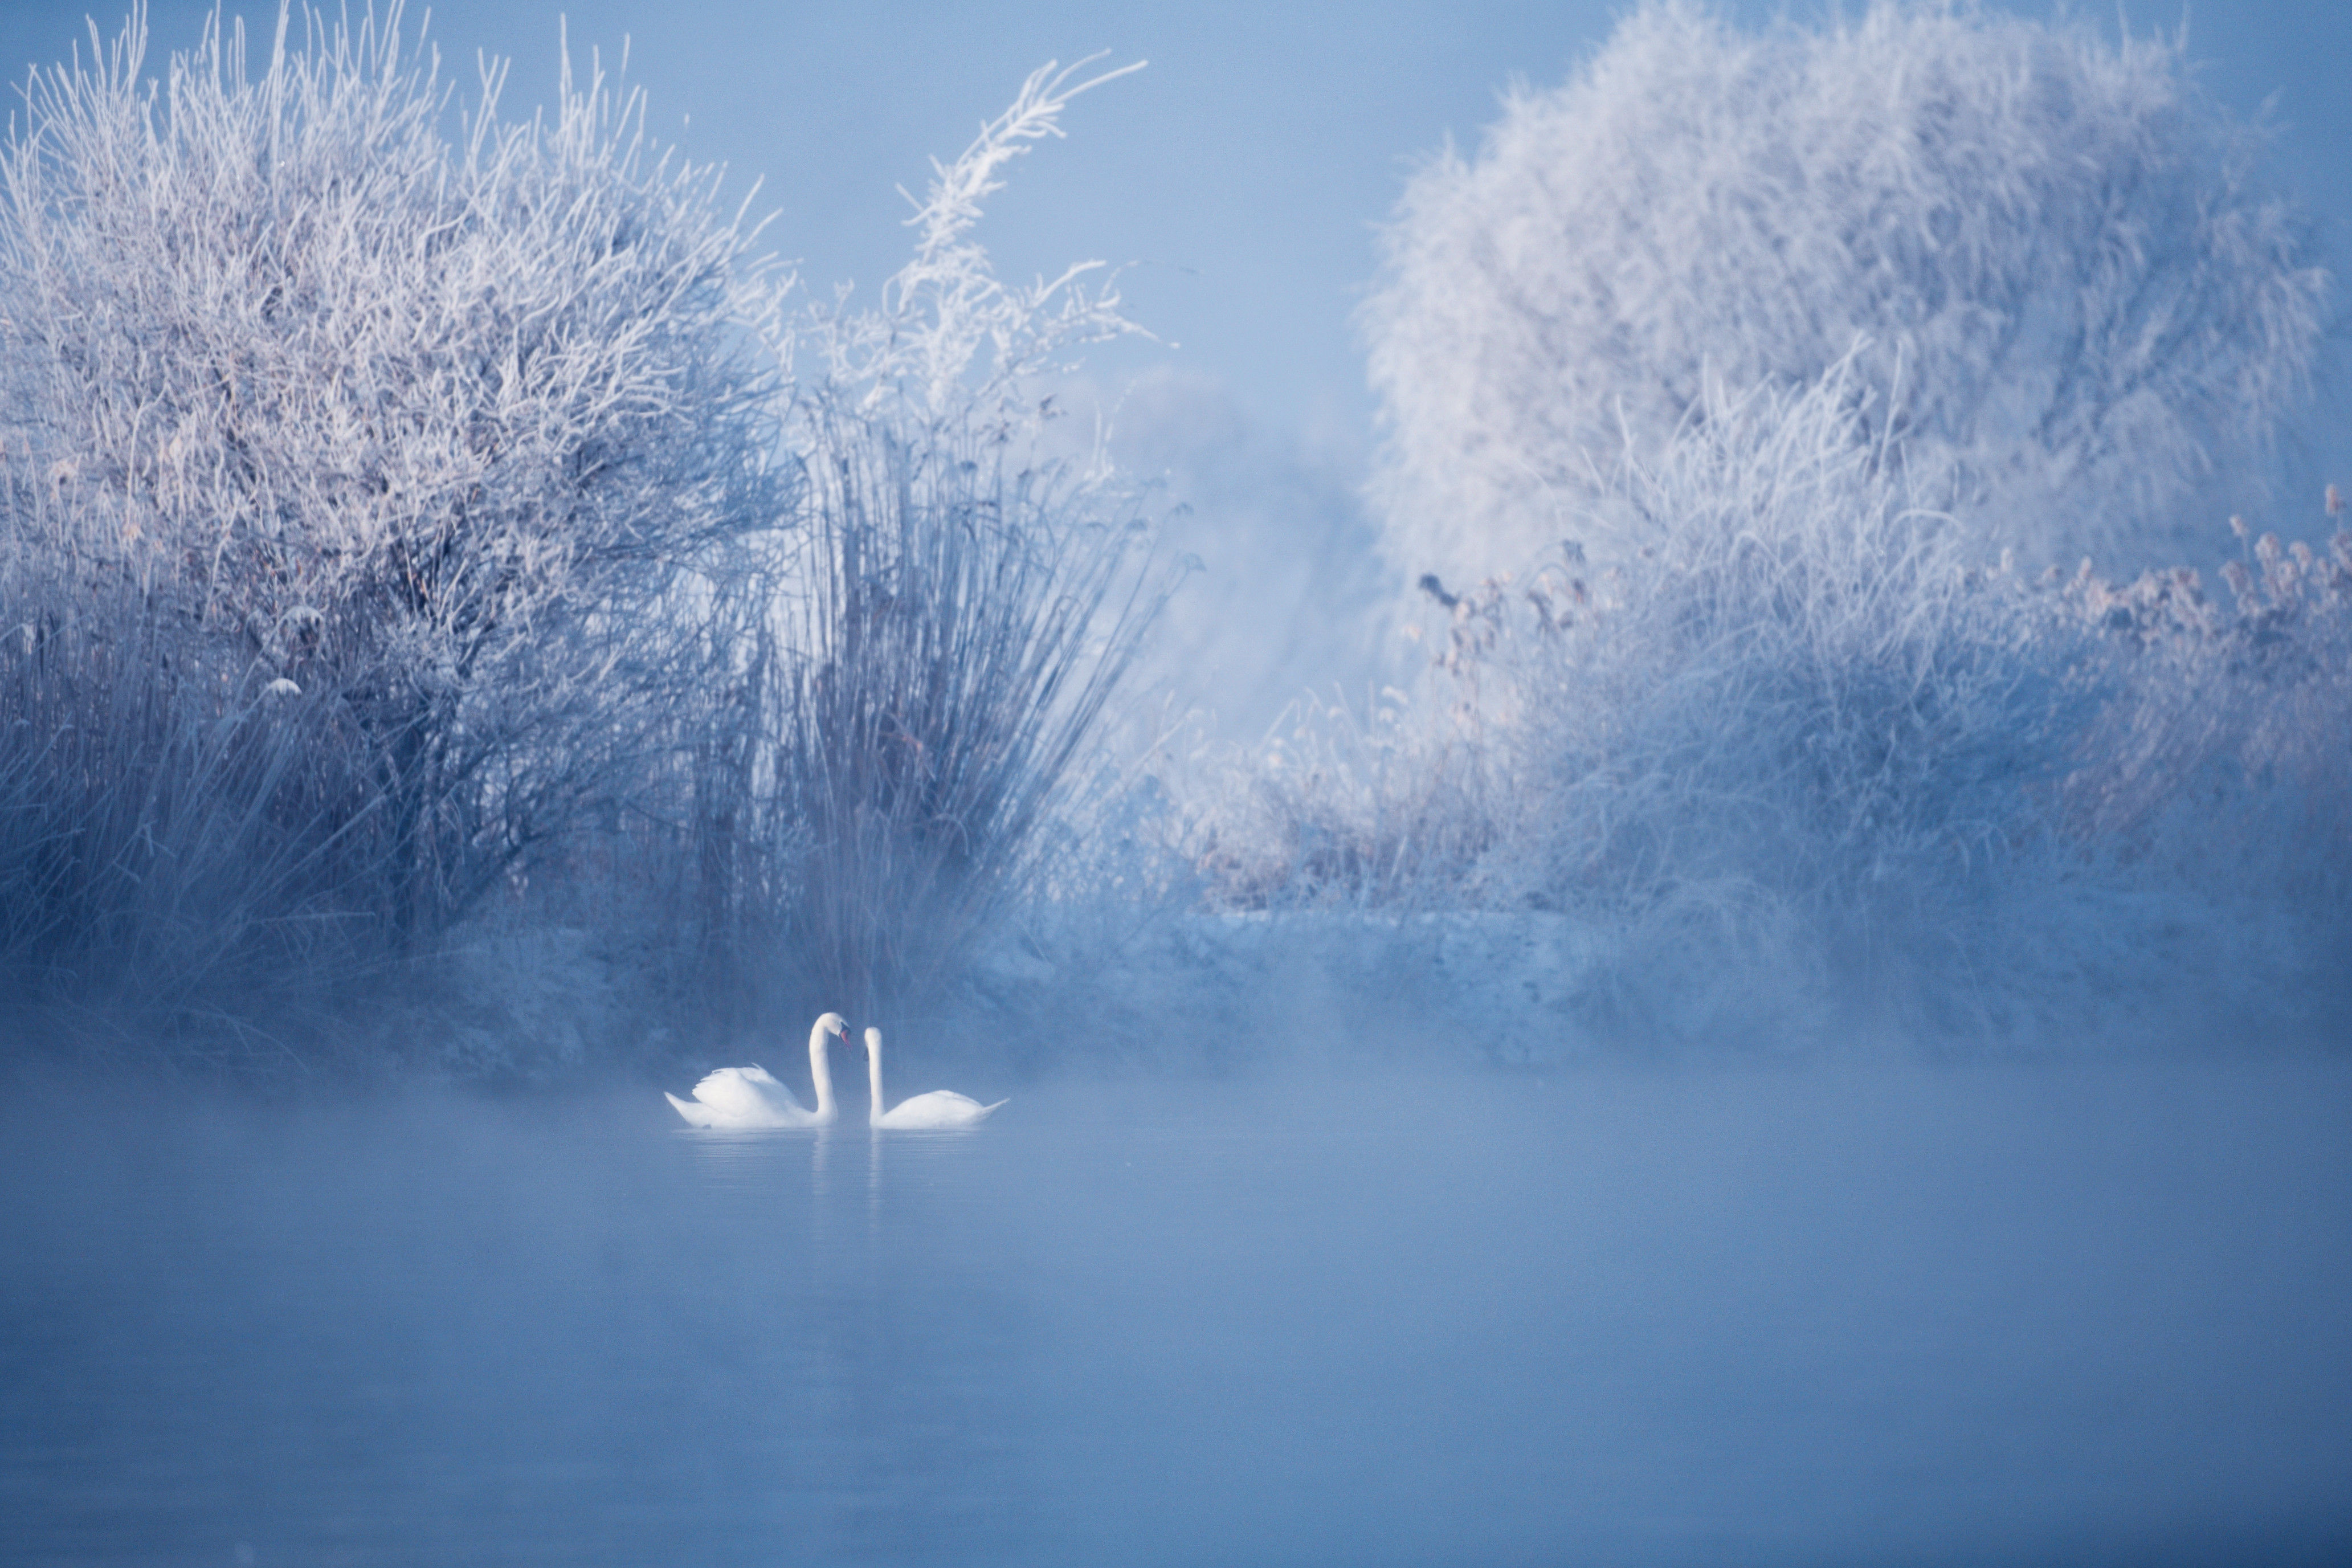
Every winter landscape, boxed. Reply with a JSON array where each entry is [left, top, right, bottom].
[[3, 1, 2349, 1563]]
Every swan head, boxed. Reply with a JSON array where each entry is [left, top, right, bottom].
[[863, 1026, 883, 1055], [814, 1012, 848, 1040]]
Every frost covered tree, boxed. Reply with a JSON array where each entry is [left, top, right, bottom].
[[1363, 0, 2329, 586], [0, 2, 783, 949]]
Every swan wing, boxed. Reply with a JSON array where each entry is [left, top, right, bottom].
[[877, 1089, 1007, 1129], [689, 1065, 810, 1128], [664, 1091, 717, 1127]]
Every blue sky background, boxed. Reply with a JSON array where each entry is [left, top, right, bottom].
[[6, 0, 2350, 722]]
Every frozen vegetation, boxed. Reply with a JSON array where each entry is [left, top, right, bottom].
[[0, 0, 2346, 1080], [1364, 0, 2329, 582]]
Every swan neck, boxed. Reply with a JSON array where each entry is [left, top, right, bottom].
[[808, 1023, 837, 1120], [867, 1032, 885, 1128]]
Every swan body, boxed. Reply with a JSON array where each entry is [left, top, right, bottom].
[[864, 1026, 1006, 1129], [667, 1013, 847, 1128]]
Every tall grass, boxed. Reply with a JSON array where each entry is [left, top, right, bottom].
[[758, 421, 1169, 1013], [0, 548, 394, 1063], [594, 57, 1175, 1031]]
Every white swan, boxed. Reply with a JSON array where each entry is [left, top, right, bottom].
[[667, 1013, 847, 1128], [863, 1026, 1006, 1129]]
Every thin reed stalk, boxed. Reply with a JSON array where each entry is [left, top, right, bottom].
[[763, 414, 1173, 1013]]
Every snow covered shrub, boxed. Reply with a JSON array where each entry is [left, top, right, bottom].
[[1365, 0, 2328, 588], [2057, 512, 2352, 920], [1170, 684, 1499, 912], [0, 3, 783, 966], [1463, 369, 2093, 1039], [663, 60, 1177, 1018]]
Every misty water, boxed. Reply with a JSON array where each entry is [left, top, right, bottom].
[[6, 1056, 2351, 1566]]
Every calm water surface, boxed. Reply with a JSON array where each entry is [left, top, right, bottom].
[[3, 1057, 2350, 1565]]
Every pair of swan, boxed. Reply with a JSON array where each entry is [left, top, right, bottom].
[[665, 1013, 1006, 1130]]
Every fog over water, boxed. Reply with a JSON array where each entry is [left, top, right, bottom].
[[6, 1058, 2350, 1565]]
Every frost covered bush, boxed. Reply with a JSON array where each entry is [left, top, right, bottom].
[[0, 2, 783, 981], [644, 60, 1177, 1021], [1488, 372, 2092, 1035], [2056, 511, 2352, 914], [1165, 685, 1498, 912], [1186, 361, 2352, 1046], [1333, 0, 2350, 1048], [1179, 369, 2092, 1040], [0, 3, 784, 1063], [1365, 0, 2328, 588]]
